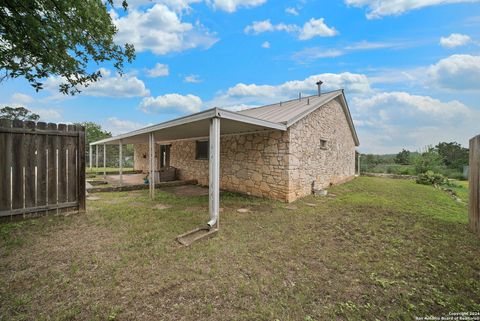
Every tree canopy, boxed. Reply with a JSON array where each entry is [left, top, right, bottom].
[[0, 0, 134, 95], [0, 106, 40, 121]]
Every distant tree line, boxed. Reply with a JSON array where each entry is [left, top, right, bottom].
[[361, 142, 469, 180]]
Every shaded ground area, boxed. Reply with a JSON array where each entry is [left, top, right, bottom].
[[1, 177, 479, 321], [105, 173, 145, 186], [160, 185, 209, 197]]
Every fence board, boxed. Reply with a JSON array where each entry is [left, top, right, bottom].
[[46, 123, 57, 214], [0, 120, 85, 218], [67, 125, 77, 205], [469, 135, 480, 237], [24, 121, 36, 211], [36, 122, 47, 208], [57, 124, 67, 213], [11, 120, 24, 211], [0, 119, 12, 212], [77, 125, 86, 212]]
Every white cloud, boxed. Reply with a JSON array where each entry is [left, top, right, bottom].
[[105, 117, 150, 135], [261, 41, 271, 48], [184, 74, 202, 83], [2, 94, 62, 122], [298, 18, 339, 40], [285, 7, 299, 15], [32, 109, 62, 121], [208, 0, 267, 12], [44, 68, 150, 98], [244, 18, 338, 40], [244, 19, 297, 34], [428, 54, 480, 91], [439, 33, 471, 48], [112, 4, 218, 55], [351, 91, 478, 153], [209, 72, 371, 108], [147, 63, 170, 77], [345, 0, 480, 19], [10, 93, 34, 105], [292, 40, 411, 62], [140, 93, 202, 113]]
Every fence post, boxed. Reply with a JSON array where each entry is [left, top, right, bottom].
[[78, 125, 86, 213], [469, 135, 480, 237]]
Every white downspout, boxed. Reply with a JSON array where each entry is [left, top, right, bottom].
[[207, 117, 220, 228]]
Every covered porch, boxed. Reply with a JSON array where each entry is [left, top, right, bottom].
[[90, 108, 287, 228]]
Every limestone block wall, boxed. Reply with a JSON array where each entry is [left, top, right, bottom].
[[133, 144, 159, 173], [286, 97, 356, 201], [169, 131, 290, 201]]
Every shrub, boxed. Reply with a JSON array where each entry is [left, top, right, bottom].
[[416, 171, 448, 186]]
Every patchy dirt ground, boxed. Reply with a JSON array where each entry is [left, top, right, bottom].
[[1, 177, 479, 321]]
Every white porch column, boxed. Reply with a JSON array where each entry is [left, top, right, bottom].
[[103, 144, 106, 178], [119, 140, 123, 186], [357, 154, 361, 176], [208, 117, 220, 228], [95, 145, 99, 171], [151, 134, 155, 198], [148, 133, 154, 199], [89, 144, 92, 169]]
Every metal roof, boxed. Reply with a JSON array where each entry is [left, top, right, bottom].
[[238, 89, 359, 146], [238, 90, 342, 125], [91, 89, 359, 146]]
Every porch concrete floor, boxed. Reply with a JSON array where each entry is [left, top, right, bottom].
[[105, 174, 145, 186]]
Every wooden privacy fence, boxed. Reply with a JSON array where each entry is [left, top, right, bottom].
[[469, 135, 480, 237], [0, 119, 85, 218]]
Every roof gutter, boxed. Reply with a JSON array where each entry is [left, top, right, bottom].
[[90, 107, 287, 146]]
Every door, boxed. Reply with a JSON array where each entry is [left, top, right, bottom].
[[160, 145, 171, 168]]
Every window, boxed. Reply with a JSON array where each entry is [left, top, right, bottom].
[[196, 140, 209, 160], [320, 139, 328, 150]]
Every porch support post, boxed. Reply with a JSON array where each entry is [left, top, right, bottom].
[[208, 117, 220, 228], [357, 154, 361, 176], [89, 144, 92, 169], [103, 144, 106, 178], [148, 133, 154, 199], [119, 140, 123, 186], [95, 145, 99, 171]]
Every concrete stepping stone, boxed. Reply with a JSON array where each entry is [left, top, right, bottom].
[[86, 196, 100, 201], [153, 204, 172, 210], [237, 208, 250, 213]]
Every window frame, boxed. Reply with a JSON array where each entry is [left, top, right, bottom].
[[195, 140, 209, 160]]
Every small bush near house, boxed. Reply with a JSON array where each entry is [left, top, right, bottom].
[[416, 171, 448, 186]]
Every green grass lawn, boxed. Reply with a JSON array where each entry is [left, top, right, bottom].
[[1, 177, 479, 321]]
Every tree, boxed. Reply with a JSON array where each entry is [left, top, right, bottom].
[[435, 142, 469, 170], [0, 106, 40, 121], [395, 149, 411, 165], [414, 147, 444, 174], [76, 122, 110, 167], [77, 121, 112, 146], [0, 0, 134, 95]]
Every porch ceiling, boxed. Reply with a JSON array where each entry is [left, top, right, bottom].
[[91, 108, 287, 146]]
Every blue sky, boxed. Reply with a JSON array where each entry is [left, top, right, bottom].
[[1, 0, 480, 153]]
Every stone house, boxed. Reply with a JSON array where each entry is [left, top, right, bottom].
[[129, 89, 359, 203]]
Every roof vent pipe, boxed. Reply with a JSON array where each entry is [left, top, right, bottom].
[[316, 80, 323, 96], [299, 92, 302, 101]]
